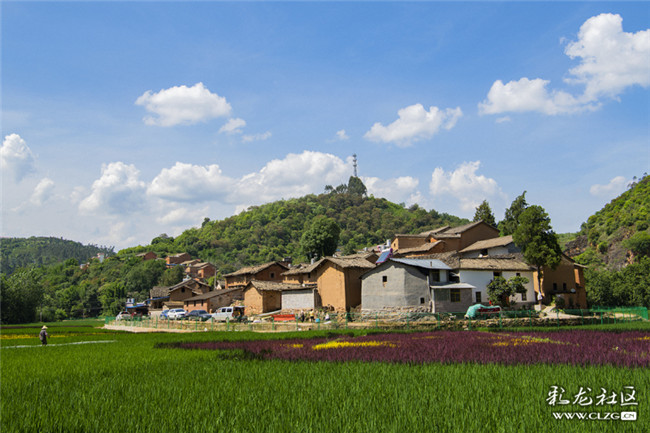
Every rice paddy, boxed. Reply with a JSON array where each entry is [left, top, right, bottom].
[[1, 321, 648, 432]]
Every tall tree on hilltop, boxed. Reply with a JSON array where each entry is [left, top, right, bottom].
[[300, 216, 341, 260], [347, 176, 367, 197], [513, 205, 562, 304], [473, 200, 496, 227], [499, 191, 528, 235]]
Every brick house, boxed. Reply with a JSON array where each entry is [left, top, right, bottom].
[[184, 287, 244, 313], [224, 261, 290, 290]]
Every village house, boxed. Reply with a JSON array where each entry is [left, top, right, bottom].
[[243, 280, 293, 315], [165, 252, 192, 266], [282, 262, 319, 286], [184, 287, 244, 313], [312, 256, 376, 311], [224, 261, 290, 289], [136, 251, 158, 261], [459, 236, 587, 309], [150, 278, 212, 310], [361, 258, 453, 311], [391, 221, 500, 256], [185, 262, 217, 279], [458, 257, 537, 308], [538, 254, 587, 309]]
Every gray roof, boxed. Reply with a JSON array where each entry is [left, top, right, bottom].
[[391, 258, 452, 270]]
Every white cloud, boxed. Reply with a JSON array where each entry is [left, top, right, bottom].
[[565, 13, 650, 101], [79, 162, 147, 214], [480, 14, 649, 116], [242, 131, 272, 142], [234, 151, 351, 203], [362, 176, 421, 205], [219, 117, 246, 134], [589, 176, 629, 197], [336, 129, 350, 140], [148, 162, 234, 202], [1, 134, 36, 182], [135, 82, 232, 126], [478, 78, 586, 115], [364, 103, 462, 146], [30, 178, 55, 206], [157, 206, 209, 226], [429, 161, 506, 213]]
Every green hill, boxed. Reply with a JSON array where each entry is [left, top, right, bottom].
[[119, 191, 468, 273], [566, 174, 650, 269], [0, 237, 115, 275]]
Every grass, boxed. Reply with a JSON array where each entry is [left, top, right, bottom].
[[1, 323, 648, 432]]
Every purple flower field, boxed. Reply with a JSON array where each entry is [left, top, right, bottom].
[[176, 331, 650, 367]]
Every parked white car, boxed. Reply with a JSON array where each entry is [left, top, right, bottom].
[[167, 308, 187, 320], [211, 306, 246, 322]]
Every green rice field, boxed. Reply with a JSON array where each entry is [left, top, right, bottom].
[[2, 321, 648, 433]]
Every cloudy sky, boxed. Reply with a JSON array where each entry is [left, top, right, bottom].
[[2, 2, 648, 250]]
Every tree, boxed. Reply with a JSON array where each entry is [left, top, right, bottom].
[[499, 191, 528, 235], [0, 268, 44, 324], [486, 275, 529, 307], [473, 200, 496, 227], [624, 231, 650, 260], [300, 216, 341, 259], [512, 205, 562, 304], [347, 176, 367, 197]]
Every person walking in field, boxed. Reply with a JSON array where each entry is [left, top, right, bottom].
[[39, 326, 49, 346]]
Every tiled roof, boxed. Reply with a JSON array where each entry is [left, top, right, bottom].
[[185, 287, 243, 301], [394, 241, 443, 255], [390, 258, 452, 270], [245, 280, 296, 292], [224, 261, 289, 277], [460, 235, 515, 253], [459, 257, 533, 271]]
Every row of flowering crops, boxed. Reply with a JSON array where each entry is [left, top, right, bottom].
[[171, 330, 650, 368]]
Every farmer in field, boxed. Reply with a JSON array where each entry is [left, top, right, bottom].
[[39, 326, 49, 346]]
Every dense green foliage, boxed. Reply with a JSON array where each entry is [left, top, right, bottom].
[[498, 191, 528, 236], [1, 327, 648, 433], [575, 174, 650, 269], [300, 216, 341, 259], [120, 191, 467, 273], [0, 236, 114, 275], [584, 257, 650, 308], [486, 275, 530, 307]]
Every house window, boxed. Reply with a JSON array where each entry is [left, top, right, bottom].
[[270, 272, 275, 279], [181, 287, 185, 293], [475, 292, 482, 304], [436, 289, 449, 302], [450, 289, 461, 303], [430, 270, 440, 282], [420, 297, 425, 304], [480, 249, 488, 256], [562, 283, 567, 290], [382, 275, 388, 287], [521, 292, 527, 301], [493, 272, 501, 278], [553, 283, 558, 291], [516, 273, 521, 277]]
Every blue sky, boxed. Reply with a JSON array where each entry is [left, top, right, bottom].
[[2, 1, 648, 251]]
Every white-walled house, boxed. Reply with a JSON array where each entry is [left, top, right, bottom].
[[458, 257, 536, 308]]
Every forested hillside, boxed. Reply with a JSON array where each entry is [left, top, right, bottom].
[[1, 237, 114, 275], [119, 191, 467, 273], [567, 174, 649, 269]]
